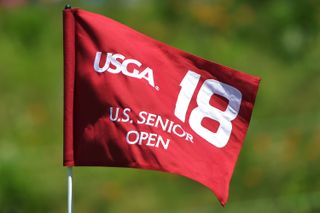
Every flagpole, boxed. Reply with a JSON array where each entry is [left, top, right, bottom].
[[64, 2, 73, 213], [67, 167, 73, 213]]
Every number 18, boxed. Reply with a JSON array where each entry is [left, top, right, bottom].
[[174, 70, 242, 148]]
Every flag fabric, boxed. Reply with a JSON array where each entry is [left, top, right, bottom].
[[63, 8, 260, 206]]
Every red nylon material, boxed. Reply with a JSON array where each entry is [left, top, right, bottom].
[[63, 8, 261, 205]]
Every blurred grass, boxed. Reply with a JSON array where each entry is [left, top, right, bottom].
[[0, 0, 320, 212]]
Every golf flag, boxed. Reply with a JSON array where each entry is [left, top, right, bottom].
[[63, 8, 260, 205]]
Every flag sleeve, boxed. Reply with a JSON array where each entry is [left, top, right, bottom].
[[63, 9, 76, 166]]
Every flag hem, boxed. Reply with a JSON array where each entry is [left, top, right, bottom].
[[63, 9, 76, 166]]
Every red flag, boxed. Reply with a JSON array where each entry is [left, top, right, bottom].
[[63, 8, 260, 205]]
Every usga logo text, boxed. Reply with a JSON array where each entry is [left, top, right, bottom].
[[94, 52, 156, 89]]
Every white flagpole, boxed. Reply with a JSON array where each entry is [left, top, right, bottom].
[[67, 167, 73, 213]]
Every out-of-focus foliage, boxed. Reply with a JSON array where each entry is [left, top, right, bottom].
[[0, 0, 319, 212]]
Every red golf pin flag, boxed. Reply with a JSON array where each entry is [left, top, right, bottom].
[[63, 8, 260, 206]]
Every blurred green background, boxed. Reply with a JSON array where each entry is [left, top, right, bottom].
[[0, 0, 320, 212]]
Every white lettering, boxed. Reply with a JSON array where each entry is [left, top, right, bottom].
[[146, 113, 157, 126], [108, 53, 125, 73], [137, 111, 193, 142], [125, 130, 171, 150], [94, 52, 112, 73], [172, 124, 186, 138], [156, 135, 170, 150], [109, 107, 120, 121], [139, 67, 155, 87], [121, 108, 131, 122], [126, 130, 139, 144], [121, 59, 141, 77], [137, 111, 148, 124], [94, 52, 156, 88], [146, 133, 157, 147]]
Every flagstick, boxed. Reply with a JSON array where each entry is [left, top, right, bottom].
[[65, 2, 72, 212], [67, 167, 73, 213]]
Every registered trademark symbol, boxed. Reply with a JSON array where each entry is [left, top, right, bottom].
[[155, 86, 160, 91]]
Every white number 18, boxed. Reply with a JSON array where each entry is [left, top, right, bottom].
[[174, 70, 242, 148]]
